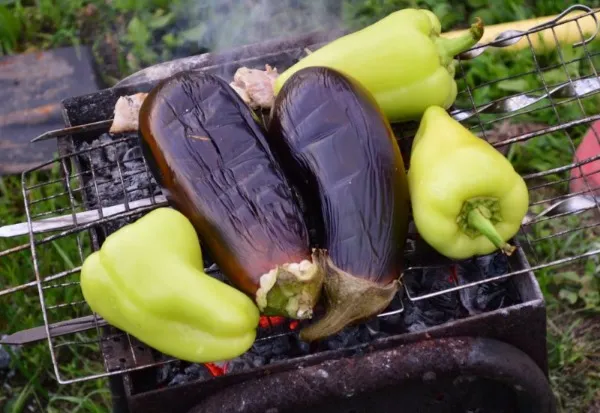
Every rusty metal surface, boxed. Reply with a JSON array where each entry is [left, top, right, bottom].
[[188, 337, 555, 413], [0, 46, 100, 175]]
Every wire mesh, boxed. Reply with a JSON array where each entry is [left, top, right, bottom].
[[1, 4, 600, 385]]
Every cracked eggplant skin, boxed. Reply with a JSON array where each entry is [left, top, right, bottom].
[[138, 71, 322, 319], [269, 66, 410, 281], [268, 67, 410, 341], [267, 67, 411, 339]]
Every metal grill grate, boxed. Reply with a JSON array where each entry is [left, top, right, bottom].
[[1, 4, 600, 385]]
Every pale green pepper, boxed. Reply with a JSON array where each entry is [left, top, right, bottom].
[[80, 207, 260, 363], [273, 8, 484, 123], [408, 106, 529, 260]]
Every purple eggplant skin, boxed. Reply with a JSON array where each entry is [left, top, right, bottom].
[[266, 66, 411, 341], [138, 70, 326, 320]]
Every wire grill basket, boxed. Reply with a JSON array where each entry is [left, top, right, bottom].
[[1, 4, 600, 385]]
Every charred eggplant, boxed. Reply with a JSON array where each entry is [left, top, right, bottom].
[[267, 67, 410, 341], [139, 71, 325, 320]]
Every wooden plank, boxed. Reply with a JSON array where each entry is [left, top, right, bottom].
[[0, 46, 101, 175]]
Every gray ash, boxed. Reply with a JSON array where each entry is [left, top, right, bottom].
[[402, 265, 464, 333], [157, 320, 390, 387], [456, 252, 520, 315], [156, 362, 214, 388], [74, 133, 161, 234], [401, 251, 519, 332]]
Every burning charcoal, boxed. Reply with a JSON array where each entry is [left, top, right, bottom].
[[254, 336, 292, 358], [224, 357, 245, 372], [158, 362, 213, 387], [402, 266, 463, 332], [457, 253, 518, 315], [318, 324, 372, 351], [251, 357, 266, 368], [156, 363, 173, 385], [364, 317, 382, 337], [231, 352, 266, 372], [377, 293, 405, 333], [295, 338, 311, 355], [226, 335, 296, 374], [168, 374, 190, 387], [157, 360, 188, 386], [122, 146, 143, 164], [184, 364, 213, 381], [75, 132, 160, 209], [271, 339, 291, 356], [102, 136, 119, 163], [403, 306, 448, 333]]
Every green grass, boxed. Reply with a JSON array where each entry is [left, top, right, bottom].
[[1, 0, 600, 412], [0, 168, 111, 412]]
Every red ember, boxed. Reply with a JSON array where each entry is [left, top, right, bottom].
[[448, 265, 458, 284], [259, 316, 286, 329], [204, 362, 228, 377]]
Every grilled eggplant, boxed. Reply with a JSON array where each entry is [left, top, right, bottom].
[[267, 67, 410, 341], [138, 71, 325, 320]]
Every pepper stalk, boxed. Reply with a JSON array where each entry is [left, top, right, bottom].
[[457, 198, 517, 256]]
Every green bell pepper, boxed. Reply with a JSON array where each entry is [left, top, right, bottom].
[[80, 207, 260, 363], [273, 8, 484, 123], [407, 106, 529, 260]]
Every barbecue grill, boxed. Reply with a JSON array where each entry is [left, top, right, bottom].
[[2, 4, 600, 413]]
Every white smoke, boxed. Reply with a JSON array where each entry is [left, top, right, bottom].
[[171, 0, 345, 53]]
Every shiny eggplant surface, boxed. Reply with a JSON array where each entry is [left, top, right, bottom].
[[268, 67, 410, 340], [139, 71, 325, 320]]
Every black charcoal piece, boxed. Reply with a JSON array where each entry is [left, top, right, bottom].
[[159, 363, 213, 388], [156, 363, 173, 385], [378, 293, 405, 332], [402, 266, 463, 332], [168, 374, 190, 387], [318, 324, 373, 351], [74, 132, 162, 236], [183, 364, 212, 381], [457, 253, 518, 315]]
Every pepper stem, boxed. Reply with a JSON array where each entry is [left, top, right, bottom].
[[467, 206, 516, 256], [436, 17, 484, 63], [299, 258, 399, 342]]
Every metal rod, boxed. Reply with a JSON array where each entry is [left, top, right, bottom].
[[0, 195, 168, 238], [29, 119, 113, 143], [404, 247, 600, 302], [0, 315, 108, 345], [1, 288, 405, 347]]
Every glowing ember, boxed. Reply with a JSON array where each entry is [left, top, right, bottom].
[[259, 316, 286, 329], [204, 362, 228, 377], [448, 265, 459, 284]]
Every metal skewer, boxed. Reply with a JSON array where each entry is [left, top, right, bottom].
[[1, 193, 595, 239], [0, 195, 168, 238]]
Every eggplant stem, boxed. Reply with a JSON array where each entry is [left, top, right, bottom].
[[299, 258, 399, 342], [257, 249, 327, 320]]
